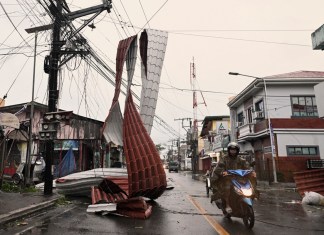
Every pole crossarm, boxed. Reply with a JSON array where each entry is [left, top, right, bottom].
[[66, 1, 112, 21]]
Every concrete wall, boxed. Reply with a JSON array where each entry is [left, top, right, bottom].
[[315, 82, 324, 118], [276, 132, 324, 159], [267, 84, 315, 118], [235, 84, 317, 121]]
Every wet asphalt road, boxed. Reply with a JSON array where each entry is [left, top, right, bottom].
[[1, 171, 324, 235]]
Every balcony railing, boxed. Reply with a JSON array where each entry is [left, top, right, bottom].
[[237, 119, 269, 140], [254, 110, 264, 120], [238, 122, 255, 137]]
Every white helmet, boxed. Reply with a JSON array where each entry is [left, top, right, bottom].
[[227, 142, 240, 152]]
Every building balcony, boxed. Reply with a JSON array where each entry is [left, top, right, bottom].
[[237, 120, 268, 141]]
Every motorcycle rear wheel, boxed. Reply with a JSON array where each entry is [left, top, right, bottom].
[[242, 205, 254, 229], [12, 173, 22, 185], [206, 180, 210, 197]]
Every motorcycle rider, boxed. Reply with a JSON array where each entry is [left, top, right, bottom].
[[213, 142, 258, 214]]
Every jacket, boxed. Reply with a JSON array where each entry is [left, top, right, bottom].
[[214, 154, 248, 176]]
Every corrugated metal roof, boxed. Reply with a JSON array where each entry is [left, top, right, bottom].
[[102, 36, 138, 145], [123, 92, 167, 199], [90, 184, 153, 219], [264, 70, 324, 79], [139, 29, 168, 135]]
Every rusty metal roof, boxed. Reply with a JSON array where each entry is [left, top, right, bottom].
[[103, 34, 167, 200], [123, 92, 167, 199], [90, 184, 153, 219], [102, 35, 138, 145]]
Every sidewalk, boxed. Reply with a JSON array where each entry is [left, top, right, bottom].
[[0, 189, 61, 226]]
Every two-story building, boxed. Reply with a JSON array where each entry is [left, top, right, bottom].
[[227, 71, 324, 182], [199, 115, 230, 173]]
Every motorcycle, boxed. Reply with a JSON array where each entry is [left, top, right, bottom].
[[12, 157, 45, 185], [213, 169, 257, 229], [205, 162, 217, 197]]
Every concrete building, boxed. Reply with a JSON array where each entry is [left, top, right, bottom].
[[227, 71, 324, 182], [198, 115, 230, 173]]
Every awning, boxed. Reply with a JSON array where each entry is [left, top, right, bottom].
[[201, 155, 211, 160], [7, 129, 28, 141]]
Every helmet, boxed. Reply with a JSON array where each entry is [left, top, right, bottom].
[[227, 142, 240, 152]]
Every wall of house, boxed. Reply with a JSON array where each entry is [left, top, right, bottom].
[[276, 132, 324, 159], [240, 141, 253, 153], [314, 82, 324, 118], [267, 84, 315, 118], [235, 84, 316, 123]]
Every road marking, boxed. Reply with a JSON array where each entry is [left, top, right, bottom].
[[187, 195, 229, 235]]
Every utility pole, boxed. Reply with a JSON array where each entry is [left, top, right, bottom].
[[190, 59, 198, 177], [228, 72, 278, 183], [43, 1, 63, 195], [24, 30, 38, 186], [38, 0, 113, 195], [174, 118, 192, 170], [189, 58, 207, 178]]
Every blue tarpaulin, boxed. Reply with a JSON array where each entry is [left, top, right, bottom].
[[55, 147, 76, 178]]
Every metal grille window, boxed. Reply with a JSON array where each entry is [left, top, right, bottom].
[[287, 146, 318, 156], [291, 96, 318, 117], [255, 99, 264, 112], [237, 112, 244, 125]]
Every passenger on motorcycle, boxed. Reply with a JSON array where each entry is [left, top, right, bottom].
[[212, 142, 258, 214]]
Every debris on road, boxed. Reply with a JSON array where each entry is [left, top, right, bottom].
[[302, 191, 324, 206]]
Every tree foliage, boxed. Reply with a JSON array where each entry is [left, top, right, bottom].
[[155, 144, 165, 153]]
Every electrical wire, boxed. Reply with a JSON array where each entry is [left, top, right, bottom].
[[138, 0, 150, 29], [0, 2, 31, 48], [137, 0, 168, 34], [169, 32, 311, 47], [118, 0, 136, 34]]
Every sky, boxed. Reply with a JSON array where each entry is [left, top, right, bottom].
[[1, 0, 324, 147]]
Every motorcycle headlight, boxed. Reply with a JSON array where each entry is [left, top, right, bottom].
[[234, 186, 242, 195], [241, 188, 253, 197], [234, 186, 253, 197]]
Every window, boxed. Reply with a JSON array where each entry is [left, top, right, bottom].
[[291, 96, 318, 117], [246, 107, 253, 124], [237, 112, 244, 126], [255, 99, 264, 112], [287, 146, 318, 156], [254, 100, 264, 120]]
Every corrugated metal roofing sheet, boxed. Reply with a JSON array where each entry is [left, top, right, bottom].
[[139, 29, 168, 135], [102, 33, 166, 202], [102, 35, 138, 146], [123, 92, 167, 199], [90, 186, 153, 219]]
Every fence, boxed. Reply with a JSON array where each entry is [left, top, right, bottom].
[[255, 156, 320, 183]]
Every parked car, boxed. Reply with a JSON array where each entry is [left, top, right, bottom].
[[168, 161, 179, 173]]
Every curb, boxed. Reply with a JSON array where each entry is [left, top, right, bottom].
[[0, 196, 60, 226]]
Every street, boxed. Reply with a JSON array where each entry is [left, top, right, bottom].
[[1, 171, 324, 235]]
